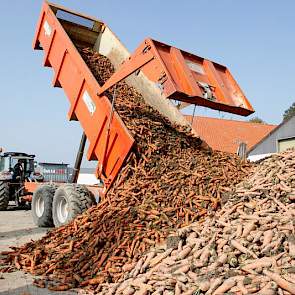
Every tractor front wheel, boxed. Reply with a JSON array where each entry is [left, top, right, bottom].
[[0, 181, 9, 210], [52, 184, 96, 227]]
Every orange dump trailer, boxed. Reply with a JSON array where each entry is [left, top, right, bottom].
[[30, 1, 254, 227], [33, 1, 253, 192]]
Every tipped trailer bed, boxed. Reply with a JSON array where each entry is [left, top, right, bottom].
[[29, 1, 254, 227]]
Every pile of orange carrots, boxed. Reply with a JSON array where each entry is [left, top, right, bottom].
[[100, 150, 295, 295]]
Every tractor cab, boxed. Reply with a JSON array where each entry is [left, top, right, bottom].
[[0, 152, 41, 210], [0, 152, 35, 181]]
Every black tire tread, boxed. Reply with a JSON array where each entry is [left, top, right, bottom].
[[75, 184, 96, 210], [0, 181, 9, 210], [53, 184, 96, 227], [32, 184, 57, 227], [63, 184, 96, 214]]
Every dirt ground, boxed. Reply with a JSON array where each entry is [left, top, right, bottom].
[[0, 204, 76, 295]]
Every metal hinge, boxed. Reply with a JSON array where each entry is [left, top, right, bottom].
[[142, 44, 151, 54], [155, 72, 167, 94], [197, 82, 216, 101], [158, 71, 167, 85]]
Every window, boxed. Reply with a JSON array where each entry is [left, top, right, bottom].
[[0, 157, 10, 172], [10, 158, 19, 169], [278, 137, 295, 152], [56, 10, 94, 29]]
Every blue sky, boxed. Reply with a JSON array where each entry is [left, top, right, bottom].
[[1, 0, 294, 166]]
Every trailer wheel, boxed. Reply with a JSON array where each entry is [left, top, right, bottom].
[[52, 184, 96, 227], [32, 184, 56, 227], [0, 181, 9, 210]]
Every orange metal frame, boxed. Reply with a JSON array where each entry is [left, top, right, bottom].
[[33, 2, 134, 191], [98, 38, 254, 116]]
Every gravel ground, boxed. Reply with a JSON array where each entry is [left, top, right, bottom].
[[0, 205, 76, 295], [0, 206, 49, 253]]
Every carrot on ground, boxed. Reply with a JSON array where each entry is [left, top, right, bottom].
[[263, 270, 295, 294]]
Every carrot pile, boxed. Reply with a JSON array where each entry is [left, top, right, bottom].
[[0, 50, 252, 292], [99, 149, 295, 295]]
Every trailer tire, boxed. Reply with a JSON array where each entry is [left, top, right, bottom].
[[0, 181, 9, 210], [52, 184, 96, 227], [32, 184, 56, 227]]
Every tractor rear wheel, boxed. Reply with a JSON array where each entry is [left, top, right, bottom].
[[52, 184, 96, 227], [32, 184, 56, 227], [0, 181, 9, 210]]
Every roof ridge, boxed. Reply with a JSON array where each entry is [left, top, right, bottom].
[[184, 115, 277, 126]]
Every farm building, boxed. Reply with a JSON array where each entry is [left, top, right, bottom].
[[247, 114, 295, 160], [37, 162, 69, 183], [77, 168, 102, 186]]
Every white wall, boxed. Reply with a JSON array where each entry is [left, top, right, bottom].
[[77, 173, 101, 185]]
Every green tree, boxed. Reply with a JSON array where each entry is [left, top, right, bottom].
[[283, 102, 295, 121], [248, 116, 265, 124]]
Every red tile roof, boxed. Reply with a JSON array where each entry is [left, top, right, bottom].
[[185, 116, 277, 154]]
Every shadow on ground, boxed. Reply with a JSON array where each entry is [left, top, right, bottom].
[[0, 227, 50, 240]]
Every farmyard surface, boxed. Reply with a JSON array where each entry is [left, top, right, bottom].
[[0, 206, 76, 295]]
